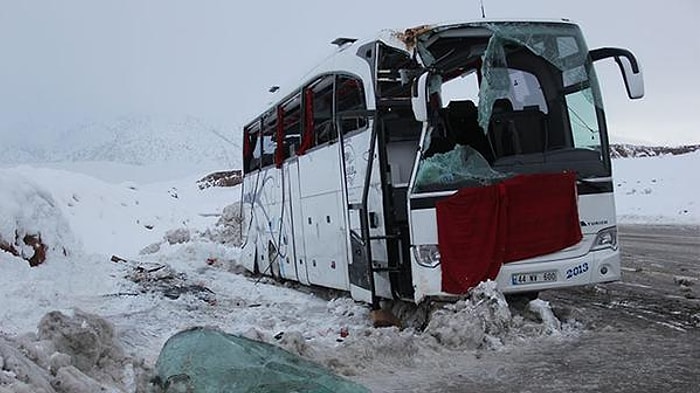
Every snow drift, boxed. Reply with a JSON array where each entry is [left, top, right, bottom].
[[0, 310, 150, 393], [0, 169, 79, 265]]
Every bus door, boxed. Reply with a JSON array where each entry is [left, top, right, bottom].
[[342, 129, 374, 303], [295, 75, 350, 291], [297, 145, 349, 290]]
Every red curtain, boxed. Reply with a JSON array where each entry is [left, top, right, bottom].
[[297, 88, 315, 156], [503, 173, 581, 262], [436, 172, 581, 294], [274, 106, 285, 168], [243, 128, 252, 159]]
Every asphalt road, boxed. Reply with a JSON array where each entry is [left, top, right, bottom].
[[462, 224, 699, 393], [365, 224, 700, 393]]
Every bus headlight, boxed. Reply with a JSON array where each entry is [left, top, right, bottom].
[[413, 244, 441, 267], [590, 227, 618, 251]]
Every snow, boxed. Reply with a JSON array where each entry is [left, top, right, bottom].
[[613, 151, 700, 224], [0, 151, 697, 392]]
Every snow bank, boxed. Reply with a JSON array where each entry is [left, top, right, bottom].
[[0, 310, 150, 393], [0, 169, 79, 264], [2, 166, 237, 257], [425, 281, 513, 350]]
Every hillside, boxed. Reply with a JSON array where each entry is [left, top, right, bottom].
[[0, 115, 240, 170]]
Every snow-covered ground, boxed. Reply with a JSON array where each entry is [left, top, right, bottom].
[[613, 151, 699, 224], [0, 151, 697, 392]]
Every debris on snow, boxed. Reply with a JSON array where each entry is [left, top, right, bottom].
[[125, 262, 216, 305]]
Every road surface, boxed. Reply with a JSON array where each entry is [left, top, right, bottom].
[[363, 224, 700, 393]]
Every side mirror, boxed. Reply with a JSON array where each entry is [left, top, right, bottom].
[[411, 71, 429, 122], [590, 47, 644, 99]]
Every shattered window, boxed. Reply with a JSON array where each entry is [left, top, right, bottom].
[[155, 327, 370, 393], [476, 23, 601, 132], [261, 110, 277, 168], [414, 145, 511, 192], [244, 122, 262, 173], [411, 22, 610, 192], [281, 93, 303, 159]]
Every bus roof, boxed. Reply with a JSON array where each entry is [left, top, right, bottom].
[[245, 18, 579, 127]]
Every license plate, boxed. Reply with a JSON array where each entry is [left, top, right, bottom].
[[511, 270, 557, 285]]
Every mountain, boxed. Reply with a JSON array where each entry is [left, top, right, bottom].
[[610, 144, 700, 159], [0, 115, 241, 169]]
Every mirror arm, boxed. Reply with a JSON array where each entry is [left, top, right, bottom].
[[589, 47, 640, 73]]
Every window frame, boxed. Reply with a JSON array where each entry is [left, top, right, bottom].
[[243, 72, 370, 170]]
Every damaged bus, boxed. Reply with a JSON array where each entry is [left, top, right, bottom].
[[239, 20, 644, 306]]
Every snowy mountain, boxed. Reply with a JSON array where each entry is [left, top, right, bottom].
[[0, 115, 240, 170]]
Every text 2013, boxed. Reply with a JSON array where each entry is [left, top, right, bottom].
[[566, 262, 589, 280]]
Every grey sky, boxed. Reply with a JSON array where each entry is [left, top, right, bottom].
[[1, 0, 698, 145]]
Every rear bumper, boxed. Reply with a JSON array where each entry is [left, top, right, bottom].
[[495, 247, 621, 294]]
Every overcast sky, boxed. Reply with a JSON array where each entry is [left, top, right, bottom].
[[1, 0, 698, 145]]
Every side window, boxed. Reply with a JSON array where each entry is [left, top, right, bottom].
[[279, 92, 302, 161], [335, 75, 367, 135], [566, 87, 601, 150], [261, 110, 277, 167], [309, 76, 336, 145], [377, 44, 419, 99], [243, 122, 261, 173]]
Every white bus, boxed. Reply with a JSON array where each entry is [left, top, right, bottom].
[[239, 20, 643, 306]]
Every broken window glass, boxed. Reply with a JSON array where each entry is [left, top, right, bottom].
[[154, 327, 369, 393], [415, 145, 511, 192], [477, 22, 602, 132]]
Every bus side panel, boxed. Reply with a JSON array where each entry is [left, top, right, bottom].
[[275, 165, 299, 282], [287, 160, 310, 285], [252, 168, 287, 279], [407, 206, 442, 303], [240, 173, 260, 273], [297, 145, 350, 291]]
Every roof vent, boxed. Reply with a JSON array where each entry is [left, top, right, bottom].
[[331, 37, 358, 47]]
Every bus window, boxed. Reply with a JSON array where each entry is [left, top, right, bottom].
[[243, 122, 261, 173], [309, 76, 335, 145], [377, 44, 419, 99], [261, 110, 277, 168], [566, 87, 601, 152], [335, 75, 367, 135], [280, 92, 302, 159]]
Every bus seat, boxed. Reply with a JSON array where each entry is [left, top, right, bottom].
[[446, 100, 495, 163], [488, 99, 546, 158]]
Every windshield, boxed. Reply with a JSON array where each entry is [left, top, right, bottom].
[[413, 22, 609, 193]]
